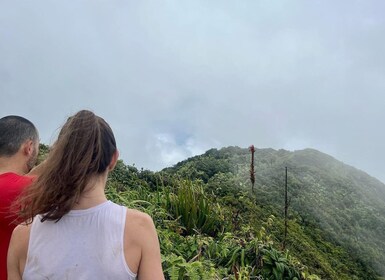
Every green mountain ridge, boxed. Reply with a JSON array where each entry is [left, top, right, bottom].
[[163, 146, 385, 278]]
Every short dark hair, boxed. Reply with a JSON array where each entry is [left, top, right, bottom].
[[0, 116, 38, 156]]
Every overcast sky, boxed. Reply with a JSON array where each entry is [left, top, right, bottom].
[[1, 1, 385, 183]]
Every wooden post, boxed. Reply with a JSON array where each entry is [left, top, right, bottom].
[[284, 166, 288, 249], [249, 145, 255, 193]]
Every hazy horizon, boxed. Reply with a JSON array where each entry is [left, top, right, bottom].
[[1, 1, 385, 183]]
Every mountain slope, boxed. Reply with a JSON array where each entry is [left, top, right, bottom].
[[164, 146, 385, 278]]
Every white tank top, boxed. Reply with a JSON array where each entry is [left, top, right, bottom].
[[23, 201, 137, 280]]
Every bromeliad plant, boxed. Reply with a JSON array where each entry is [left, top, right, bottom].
[[261, 246, 301, 280], [164, 179, 224, 236]]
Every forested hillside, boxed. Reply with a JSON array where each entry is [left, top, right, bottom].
[[38, 145, 385, 279], [164, 146, 385, 278]]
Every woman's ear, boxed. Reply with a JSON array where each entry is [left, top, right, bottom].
[[108, 150, 119, 171]]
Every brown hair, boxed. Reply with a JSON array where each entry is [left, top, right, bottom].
[[16, 110, 117, 223]]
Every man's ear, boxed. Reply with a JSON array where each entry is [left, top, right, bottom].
[[22, 140, 35, 157], [108, 150, 119, 171]]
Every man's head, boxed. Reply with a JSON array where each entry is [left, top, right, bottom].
[[0, 116, 39, 172]]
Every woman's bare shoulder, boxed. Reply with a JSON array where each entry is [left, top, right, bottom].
[[125, 208, 155, 231], [124, 208, 164, 279], [7, 224, 31, 278], [123, 209, 158, 256], [12, 224, 31, 241], [10, 224, 31, 254]]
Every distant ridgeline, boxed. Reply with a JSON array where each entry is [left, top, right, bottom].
[[38, 144, 385, 279], [163, 147, 385, 279]]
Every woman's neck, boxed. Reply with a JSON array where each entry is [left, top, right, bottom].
[[72, 175, 108, 210]]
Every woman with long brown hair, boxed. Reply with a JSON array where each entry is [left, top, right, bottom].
[[7, 110, 164, 280]]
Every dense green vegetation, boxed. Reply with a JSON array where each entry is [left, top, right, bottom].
[[107, 165, 318, 279], [38, 144, 385, 279], [163, 147, 385, 279]]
